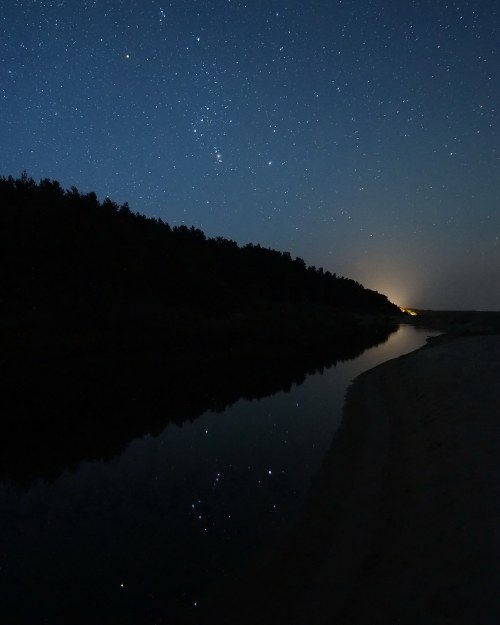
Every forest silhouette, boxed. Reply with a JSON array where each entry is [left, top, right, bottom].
[[1, 173, 400, 323], [1, 173, 404, 485]]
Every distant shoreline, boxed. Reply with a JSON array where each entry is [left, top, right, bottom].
[[407, 308, 500, 334]]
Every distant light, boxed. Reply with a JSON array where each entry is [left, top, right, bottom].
[[400, 307, 417, 316]]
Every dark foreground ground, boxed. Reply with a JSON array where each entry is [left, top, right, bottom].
[[209, 332, 500, 625]]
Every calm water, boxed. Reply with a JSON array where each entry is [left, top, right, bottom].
[[0, 325, 438, 624]]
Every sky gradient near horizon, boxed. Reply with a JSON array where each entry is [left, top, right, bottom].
[[1, 0, 499, 309]]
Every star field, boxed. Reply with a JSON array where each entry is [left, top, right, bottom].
[[1, 0, 499, 308]]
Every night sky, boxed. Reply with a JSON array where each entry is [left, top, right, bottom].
[[2, 0, 499, 309]]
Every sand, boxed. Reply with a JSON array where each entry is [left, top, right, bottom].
[[221, 334, 500, 625]]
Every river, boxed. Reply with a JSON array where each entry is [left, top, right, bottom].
[[0, 324, 439, 624]]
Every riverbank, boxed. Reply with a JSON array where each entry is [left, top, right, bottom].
[[216, 334, 500, 624]]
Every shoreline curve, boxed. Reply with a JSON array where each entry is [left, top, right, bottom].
[[218, 334, 500, 624]]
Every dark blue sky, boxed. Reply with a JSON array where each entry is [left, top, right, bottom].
[[2, 0, 499, 309]]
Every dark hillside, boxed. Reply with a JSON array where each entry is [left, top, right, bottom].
[[1, 173, 400, 328]]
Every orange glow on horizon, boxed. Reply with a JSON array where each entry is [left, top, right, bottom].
[[400, 307, 418, 316]]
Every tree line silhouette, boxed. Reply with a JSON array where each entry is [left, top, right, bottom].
[[1, 173, 400, 326]]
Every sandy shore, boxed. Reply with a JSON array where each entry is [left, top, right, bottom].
[[218, 334, 500, 624]]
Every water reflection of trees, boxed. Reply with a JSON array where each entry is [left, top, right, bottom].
[[0, 174, 402, 487], [1, 325, 396, 488]]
